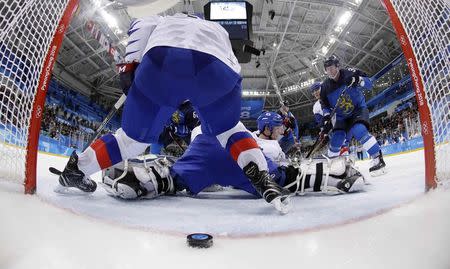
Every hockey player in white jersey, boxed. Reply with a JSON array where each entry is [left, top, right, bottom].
[[311, 82, 325, 127], [101, 111, 364, 201], [52, 14, 290, 213]]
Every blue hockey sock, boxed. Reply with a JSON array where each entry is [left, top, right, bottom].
[[328, 130, 346, 157], [350, 123, 380, 157]]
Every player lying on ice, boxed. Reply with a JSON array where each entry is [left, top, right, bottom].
[[52, 13, 292, 214], [100, 111, 365, 202]]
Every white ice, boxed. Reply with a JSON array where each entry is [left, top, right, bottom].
[[1, 149, 450, 269]]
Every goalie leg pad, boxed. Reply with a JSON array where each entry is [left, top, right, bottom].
[[284, 156, 364, 195], [101, 156, 176, 200], [102, 171, 148, 199], [299, 156, 346, 177], [131, 157, 175, 195]]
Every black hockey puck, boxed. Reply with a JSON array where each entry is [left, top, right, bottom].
[[187, 233, 213, 248]]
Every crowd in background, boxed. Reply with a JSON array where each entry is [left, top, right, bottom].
[[40, 100, 117, 149], [370, 99, 421, 146], [1, 82, 423, 155], [0, 82, 115, 150], [40, 103, 96, 149]]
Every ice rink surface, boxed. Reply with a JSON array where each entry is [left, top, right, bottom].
[[1, 149, 450, 269]]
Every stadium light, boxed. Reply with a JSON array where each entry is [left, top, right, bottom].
[[337, 11, 352, 27]]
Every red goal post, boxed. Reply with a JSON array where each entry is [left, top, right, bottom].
[[381, 0, 450, 190], [0, 0, 79, 193]]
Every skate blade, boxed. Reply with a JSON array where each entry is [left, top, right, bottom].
[[363, 176, 371, 185], [99, 182, 118, 196], [348, 177, 365, 192], [271, 196, 291, 215], [321, 186, 342, 195], [370, 167, 387, 177], [201, 184, 225, 192], [53, 184, 93, 195]]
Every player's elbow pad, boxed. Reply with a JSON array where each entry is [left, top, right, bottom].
[[360, 77, 373, 89]]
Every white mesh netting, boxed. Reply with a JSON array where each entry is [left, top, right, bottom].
[[0, 0, 70, 184], [388, 0, 450, 184]]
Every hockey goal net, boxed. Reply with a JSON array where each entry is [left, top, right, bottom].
[[382, 0, 450, 190], [0, 0, 79, 193]]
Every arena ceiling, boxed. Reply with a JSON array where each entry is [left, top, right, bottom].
[[54, 0, 403, 123]]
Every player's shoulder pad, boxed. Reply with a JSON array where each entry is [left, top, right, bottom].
[[128, 15, 161, 33], [341, 68, 356, 76], [344, 67, 368, 77]]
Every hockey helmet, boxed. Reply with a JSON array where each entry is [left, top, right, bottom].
[[257, 111, 283, 133], [309, 81, 321, 93], [323, 55, 340, 69]]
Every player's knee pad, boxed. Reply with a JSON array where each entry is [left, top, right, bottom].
[[215, 121, 247, 147], [216, 122, 267, 171]]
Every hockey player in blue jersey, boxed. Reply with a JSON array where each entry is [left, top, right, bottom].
[[52, 14, 290, 213], [310, 81, 350, 156], [319, 55, 386, 175], [277, 101, 300, 154], [101, 111, 364, 200], [150, 100, 199, 155]]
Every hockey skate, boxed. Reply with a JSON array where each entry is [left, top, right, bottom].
[[243, 162, 291, 214], [101, 156, 175, 199], [369, 151, 386, 177], [50, 151, 97, 194]]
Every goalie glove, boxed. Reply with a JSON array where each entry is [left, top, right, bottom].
[[116, 62, 139, 95]]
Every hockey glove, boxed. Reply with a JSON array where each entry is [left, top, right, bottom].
[[320, 115, 333, 135], [345, 73, 361, 87], [117, 62, 139, 95]]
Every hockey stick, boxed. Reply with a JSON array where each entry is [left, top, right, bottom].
[[168, 130, 187, 152], [305, 86, 350, 158], [49, 94, 127, 176], [84, 94, 127, 150]]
